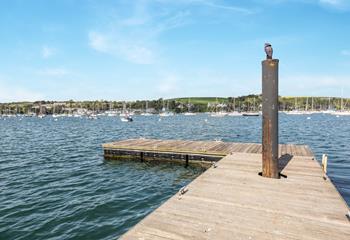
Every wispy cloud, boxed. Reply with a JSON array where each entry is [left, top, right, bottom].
[[316, 0, 350, 10], [88, 2, 192, 64], [89, 31, 155, 64], [319, 0, 342, 7], [199, 0, 255, 14], [156, 0, 255, 14], [156, 72, 180, 95], [341, 50, 350, 56], [262, 0, 350, 11], [281, 73, 350, 96], [37, 68, 69, 76], [88, 0, 254, 64], [88, 32, 108, 52], [319, 0, 350, 10], [41, 45, 56, 59], [0, 80, 44, 102]]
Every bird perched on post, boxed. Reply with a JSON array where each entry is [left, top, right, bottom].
[[264, 43, 273, 60]]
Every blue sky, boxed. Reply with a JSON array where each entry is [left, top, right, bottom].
[[0, 0, 350, 102]]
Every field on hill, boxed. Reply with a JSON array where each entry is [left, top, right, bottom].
[[171, 97, 228, 104]]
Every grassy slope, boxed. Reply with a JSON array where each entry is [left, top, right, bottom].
[[170, 97, 228, 104]]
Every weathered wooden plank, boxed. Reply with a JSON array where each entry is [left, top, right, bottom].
[[120, 151, 350, 240]]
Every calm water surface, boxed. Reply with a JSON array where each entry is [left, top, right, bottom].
[[0, 114, 349, 239]]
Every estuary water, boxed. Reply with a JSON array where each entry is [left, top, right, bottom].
[[0, 114, 349, 239]]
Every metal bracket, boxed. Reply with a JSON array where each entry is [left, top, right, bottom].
[[185, 155, 189, 168]]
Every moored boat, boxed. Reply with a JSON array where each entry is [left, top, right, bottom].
[[121, 115, 133, 122], [242, 112, 260, 117]]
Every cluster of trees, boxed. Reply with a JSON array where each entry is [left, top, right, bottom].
[[0, 100, 176, 115], [174, 96, 350, 112], [0, 95, 349, 115]]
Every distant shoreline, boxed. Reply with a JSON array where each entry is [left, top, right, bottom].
[[1, 95, 349, 114]]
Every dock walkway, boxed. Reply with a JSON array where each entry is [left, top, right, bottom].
[[102, 139, 350, 239]]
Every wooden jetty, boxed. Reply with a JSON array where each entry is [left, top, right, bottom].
[[102, 139, 350, 239], [102, 139, 314, 166]]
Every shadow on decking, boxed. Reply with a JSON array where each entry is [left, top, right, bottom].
[[279, 154, 293, 177]]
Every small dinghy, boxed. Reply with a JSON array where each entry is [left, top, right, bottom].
[[242, 112, 260, 117], [121, 115, 133, 122]]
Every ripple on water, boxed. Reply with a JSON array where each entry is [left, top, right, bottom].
[[0, 114, 349, 239]]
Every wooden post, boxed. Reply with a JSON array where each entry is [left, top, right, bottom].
[[185, 155, 189, 168], [262, 59, 279, 178]]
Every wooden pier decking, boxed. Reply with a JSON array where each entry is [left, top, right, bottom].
[[102, 139, 350, 239], [103, 139, 314, 165]]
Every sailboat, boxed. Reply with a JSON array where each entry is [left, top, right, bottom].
[[119, 102, 128, 117], [227, 97, 242, 116], [37, 103, 46, 118], [141, 101, 152, 116], [331, 90, 350, 116], [303, 97, 314, 115], [210, 98, 227, 117], [285, 98, 304, 115], [241, 97, 260, 116], [120, 102, 133, 122], [184, 98, 196, 116], [334, 111, 350, 116], [86, 103, 97, 119], [159, 100, 174, 117], [4, 105, 16, 118], [106, 101, 118, 116], [25, 107, 35, 117], [227, 111, 242, 116], [87, 103, 98, 119], [322, 97, 335, 114], [309, 97, 317, 114], [52, 103, 60, 118]]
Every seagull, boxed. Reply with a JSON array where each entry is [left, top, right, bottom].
[[264, 43, 273, 60]]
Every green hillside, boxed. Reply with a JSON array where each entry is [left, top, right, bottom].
[[170, 97, 228, 104]]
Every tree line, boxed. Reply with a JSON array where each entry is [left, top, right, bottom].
[[0, 95, 349, 114]]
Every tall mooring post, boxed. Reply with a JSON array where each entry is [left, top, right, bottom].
[[262, 43, 279, 178]]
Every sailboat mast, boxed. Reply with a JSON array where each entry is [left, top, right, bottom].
[[341, 88, 344, 111], [188, 98, 190, 113], [253, 97, 256, 111], [233, 97, 236, 112]]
